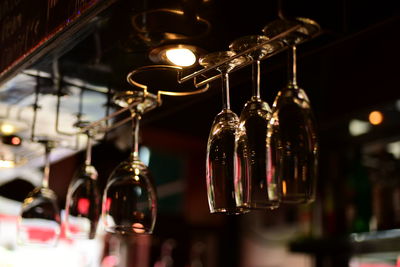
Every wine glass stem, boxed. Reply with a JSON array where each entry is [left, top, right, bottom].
[[288, 45, 298, 88], [221, 72, 231, 110], [42, 146, 51, 189], [131, 111, 141, 161], [85, 134, 92, 166], [252, 60, 261, 98]]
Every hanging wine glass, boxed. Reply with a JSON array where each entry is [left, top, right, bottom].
[[229, 35, 282, 209], [65, 123, 100, 239], [199, 51, 248, 215], [263, 18, 320, 204], [102, 90, 158, 234], [18, 139, 61, 246]]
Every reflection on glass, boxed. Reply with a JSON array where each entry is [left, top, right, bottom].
[[200, 51, 248, 215], [230, 35, 282, 210], [18, 141, 61, 246], [102, 92, 157, 234], [263, 19, 319, 203], [65, 131, 100, 239]]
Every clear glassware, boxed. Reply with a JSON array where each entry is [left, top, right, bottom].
[[263, 18, 320, 204], [65, 128, 100, 239], [200, 51, 248, 215], [229, 35, 282, 209], [18, 140, 61, 246], [102, 91, 157, 234]]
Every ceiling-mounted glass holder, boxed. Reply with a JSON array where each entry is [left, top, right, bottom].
[[30, 75, 41, 142], [102, 87, 113, 141], [78, 65, 209, 135], [177, 24, 303, 87], [53, 57, 81, 138]]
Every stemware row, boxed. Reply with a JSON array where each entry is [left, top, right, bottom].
[[203, 17, 319, 215], [18, 91, 159, 246]]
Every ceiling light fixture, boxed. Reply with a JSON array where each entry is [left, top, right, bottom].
[[165, 48, 197, 67], [0, 159, 15, 168], [0, 123, 15, 135], [149, 44, 205, 67]]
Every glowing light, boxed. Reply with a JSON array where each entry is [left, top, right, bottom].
[[0, 160, 15, 168], [11, 136, 21, 145], [349, 119, 371, 136], [369, 110, 383, 125], [282, 180, 287, 196], [0, 124, 15, 134], [387, 141, 400, 159], [77, 198, 90, 215], [132, 223, 145, 234], [165, 48, 197, 67], [139, 146, 151, 166]]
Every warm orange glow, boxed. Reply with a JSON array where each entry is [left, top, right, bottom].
[[369, 110, 383, 125], [282, 180, 287, 196], [11, 136, 21, 145], [132, 223, 145, 233]]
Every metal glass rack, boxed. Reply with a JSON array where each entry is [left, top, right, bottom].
[[40, 19, 320, 142]]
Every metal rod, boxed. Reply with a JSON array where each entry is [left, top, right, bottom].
[[55, 78, 76, 136], [79, 102, 137, 134], [103, 86, 112, 140], [178, 25, 301, 84], [30, 75, 41, 141]]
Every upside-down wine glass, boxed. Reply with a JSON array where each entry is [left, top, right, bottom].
[[18, 140, 61, 246], [200, 51, 248, 215], [229, 35, 282, 210], [102, 90, 157, 234], [263, 18, 320, 204], [65, 125, 100, 239]]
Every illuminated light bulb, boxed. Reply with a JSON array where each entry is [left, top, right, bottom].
[[0, 160, 15, 168], [165, 48, 197, 67], [1, 123, 15, 135], [369, 110, 383, 125]]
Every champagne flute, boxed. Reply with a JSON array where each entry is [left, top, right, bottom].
[[229, 35, 282, 209], [65, 124, 100, 239], [18, 139, 61, 246], [199, 51, 248, 215], [263, 18, 320, 204], [102, 90, 157, 234]]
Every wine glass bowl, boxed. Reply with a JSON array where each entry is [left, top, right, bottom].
[[103, 158, 156, 234], [65, 122, 101, 239], [200, 51, 249, 215], [263, 17, 320, 204], [18, 140, 61, 246], [269, 85, 318, 204], [229, 35, 282, 210], [18, 187, 61, 246], [102, 90, 158, 234], [65, 163, 100, 239]]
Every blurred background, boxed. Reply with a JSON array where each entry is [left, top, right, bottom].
[[0, 0, 399, 266]]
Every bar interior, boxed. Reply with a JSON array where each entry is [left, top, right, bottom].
[[0, 0, 399, 266]]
